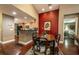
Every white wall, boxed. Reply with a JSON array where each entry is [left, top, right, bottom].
[[59, 4, 79, 41]]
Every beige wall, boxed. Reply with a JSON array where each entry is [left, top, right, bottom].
[[0, 13, 2, 42], [59, 4, 79, 41], [2, 14, 14, 42], [13, 4, 38, 28], [77, 15, 79, 35]]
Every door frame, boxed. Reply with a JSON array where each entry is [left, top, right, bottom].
[[63, 17, 78, 39]]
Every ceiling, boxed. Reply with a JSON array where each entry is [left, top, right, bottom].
[[0, 4, 34, 21], [33, 4, 59, 13], [0, 4, 59, 21]]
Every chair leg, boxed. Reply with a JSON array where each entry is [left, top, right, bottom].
[[50, 41, 55, 55], [38, 46, 40, 52], [32, 45, 36, 54], [44, 45, 48, 55]]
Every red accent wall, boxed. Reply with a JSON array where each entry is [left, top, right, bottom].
[[39, 10, 59, 36]]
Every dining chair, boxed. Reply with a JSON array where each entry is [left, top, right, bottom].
[[32, 37, 49, 55], [55, 34, 61, 45], [55, 34, 61, 54], [49, 40, 56, 55], [32, 31, 40, 54], [40, 38, 48, 55], [73, 35, 79, 45]]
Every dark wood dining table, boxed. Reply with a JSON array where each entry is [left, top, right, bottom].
[[39, 34, 56, 54]]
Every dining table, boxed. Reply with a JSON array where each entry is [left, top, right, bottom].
[[39, 34, 56, 54]]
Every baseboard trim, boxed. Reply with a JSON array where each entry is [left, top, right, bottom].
[[2, 39, 15, 44], [19, 40, 33, 45]]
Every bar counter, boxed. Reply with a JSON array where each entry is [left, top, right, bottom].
[[19, 30, 34, 43]]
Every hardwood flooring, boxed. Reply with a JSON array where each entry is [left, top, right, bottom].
[[0, 41, 33, 55], [0, 39, 79, 55], [0, 42, 23, 55], [19, 41, 33, 55], [59, 39, 79, 55]]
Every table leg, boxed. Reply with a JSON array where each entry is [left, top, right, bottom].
[[50, 40, 55, 55]]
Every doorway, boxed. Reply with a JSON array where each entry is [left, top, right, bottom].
[[64, 17, 78, 46]]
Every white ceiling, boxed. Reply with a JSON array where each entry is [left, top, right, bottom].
[[0, 4, 34, 21], [0, 4, 59, 21], [33, 4, 59, 13]]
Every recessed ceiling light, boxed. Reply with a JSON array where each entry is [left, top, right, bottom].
[[14, 18, 18, 21], [42, 8, 45, 11], [24, 17, 27, 19], [12, 11, 17, 15], [49, 6, 52, 10]]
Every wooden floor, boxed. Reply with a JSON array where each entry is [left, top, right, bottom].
[[0, 42, 23, 55], [0, 39, 79, 55], [19, 41, 33, 55], [59, 39, 79, 55], [0, 41, 33, 55], [59, 44, 79, 55]]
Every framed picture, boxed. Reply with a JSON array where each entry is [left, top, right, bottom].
[[44, 21, 51, 30]]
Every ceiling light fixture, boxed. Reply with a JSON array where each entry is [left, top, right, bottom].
[[14, 18, 18, 21], [12, 11, 17, 15], [49, 6, 52, 9], [42, 8, 45, 11], [48, 4, 52, 10], [24, 17, 27, 19]]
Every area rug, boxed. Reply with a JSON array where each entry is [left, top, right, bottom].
[[25, 47, 63, 55]]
